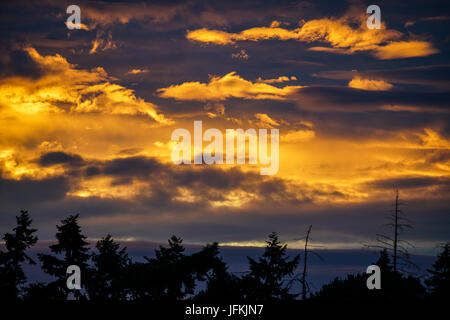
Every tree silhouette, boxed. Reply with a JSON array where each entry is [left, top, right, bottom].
[[294, 225, 323, 300], [300, 225, 312, 300], [368, 189, 417, 273], [370, 249, 425, 299], [242, 232, 300, 300], [425, 242, 450, 300], [150, 235, 195, 300], [0, 210, 37, 300], [376, 249, 391, 272], [3, 209, 447, 302], [194, 243, 244, 301], [86, 234, 130, 301], [313, 249, 426, 300], [126, 235, 196, 300], [38, 214, 90, 300]]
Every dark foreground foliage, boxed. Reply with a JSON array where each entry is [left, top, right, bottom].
[[1, 211, 449, 301]]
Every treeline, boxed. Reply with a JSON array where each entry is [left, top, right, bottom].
[[0, 210, 449, 301]]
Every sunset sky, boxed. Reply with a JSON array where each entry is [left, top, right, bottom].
[[0, 0, 449, 255]]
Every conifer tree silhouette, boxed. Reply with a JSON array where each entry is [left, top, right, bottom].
[[242, 232, 300, 300], [425, 242, 450, 300], [87, 234, 130, 301], [127, 235, 195, 300], [38, 214, 90, 300], [193, 242, 244, 301], [126, 237, 245, 301], [3, 210, 446, 302], [370, 249, 425, 299], [313, 249, 426, 300], [0, 210, 37, 300], [151, 235, 194, 300]]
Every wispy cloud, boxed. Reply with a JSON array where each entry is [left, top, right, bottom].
[[187, 11, 438, 59], [348, 76, 393, 91], [256, 76, 297, 84], [157, 72, 303, 101], [126, 68, 150, 75]]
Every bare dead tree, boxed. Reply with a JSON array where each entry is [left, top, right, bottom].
[[367, 188, 418, 273], [393, 188, 400, 271], [294, 225, 323, 299], [301, 225, 311, 300]]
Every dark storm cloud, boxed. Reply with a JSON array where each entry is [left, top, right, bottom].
[[310, 110, 450, 140], [0, 153, 336, 229], [73, 197, 449, 249], [425, 150, 450, 164], [366, 176, 450, 190], [0, 48, 44, 79], [75, 155, 264, 194], [0, 174, 70, 205], [102, 156, 162, 177], [296, 86, 450, 112], [38, 151, 84, 167], [85, 166, 101, 176], [75, 156, 265, 198], [1, 153, 288, 210], [92, 156, 345, 208], [173, 166, 257, 190], [1, 157, 448, 253]]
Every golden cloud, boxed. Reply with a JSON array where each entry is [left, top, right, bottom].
[[89, 31, 117, 55], [348, 76, 393, 91], [126, 68, 150, 75], [282, 129, 315, 142], [0, 48, 169, 124], [186, 28, 236, 45], [256, 76, 297, 83], [186, 26, 302, 45], [270, 20, 282, 28], [157, 72, 303, 101], [187, 13, 438, 60], [372, 41, 439, 60], [254, 113, 279, 128]]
